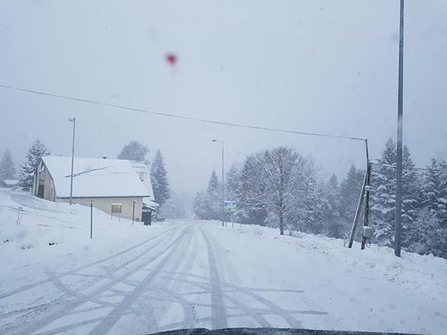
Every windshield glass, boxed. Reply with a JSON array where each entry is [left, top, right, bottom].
[[0, 1, 446, 335]]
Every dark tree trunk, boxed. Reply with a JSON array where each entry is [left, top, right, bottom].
[[279, 212, 284, 235]]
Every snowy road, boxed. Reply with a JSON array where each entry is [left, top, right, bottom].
[[1, 188, 447, 335], [0, 221, 326, 335]]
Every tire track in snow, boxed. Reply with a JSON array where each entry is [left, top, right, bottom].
[[0, 228, 177, 331], [1, 226, 186, 335], [201, 224, 302, 328], [145, 224, 199, 332], [199, 226, 228, 329], [49, 225, 176, 298], [121, 225, 197, 334], [162, 261, 304, 328], [0, 225, 178, 300], [159, 273, 279, 329], [87, 225, 190, 334]]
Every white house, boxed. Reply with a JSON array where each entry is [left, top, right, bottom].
[[0, 179, 20, 189], [32, 156, 158, 222]]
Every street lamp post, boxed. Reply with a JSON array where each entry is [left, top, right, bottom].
[[395, 0, 405, 257], [68, 117, 76, 205], [212, 139, 225, 227]]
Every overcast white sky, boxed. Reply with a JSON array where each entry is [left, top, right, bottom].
[[1, 0, 446, 195]]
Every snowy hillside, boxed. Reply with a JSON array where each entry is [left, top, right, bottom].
[[0, 189, 167, 291], [1, 189, 447, 335]]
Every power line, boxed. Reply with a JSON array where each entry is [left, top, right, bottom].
[[0, 83, 366, 142]]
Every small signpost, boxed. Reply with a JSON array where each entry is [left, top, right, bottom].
[[90, 200, 93, 239], [16, 206, 23, 225], [132, 200, 136, 225], [223, 200, 236, 213], [223, 200, 237, 228]]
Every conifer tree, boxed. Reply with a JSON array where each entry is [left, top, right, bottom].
[[0, 150, 16, 180], [117, 140, 148, 162], [19, 139, 50, 189], [338, 165, 364, 227], [371, 139, 419, 246], [150, 150, 170, 207]]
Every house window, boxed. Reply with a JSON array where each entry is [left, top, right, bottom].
[[111, 203, 122, 214]]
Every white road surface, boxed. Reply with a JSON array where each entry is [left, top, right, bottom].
[[0, 221, 323, 334], [1, 190, 446, 335]]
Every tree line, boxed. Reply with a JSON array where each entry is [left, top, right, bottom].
[[193, 140, 447, 259], [2, 138, 447, 258], [194, 146, 364, 238], [371, 139, 447, 258]]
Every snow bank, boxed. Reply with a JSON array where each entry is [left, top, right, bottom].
[[209, 222, 447, 334], [1, 190, 446, 335], [0, 188, 166, 292]]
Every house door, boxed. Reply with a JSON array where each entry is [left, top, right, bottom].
[[142, 211, 152, 225], [37, 185, 44, 198]]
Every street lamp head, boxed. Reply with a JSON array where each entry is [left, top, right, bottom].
[[68, 117, 75, 122]]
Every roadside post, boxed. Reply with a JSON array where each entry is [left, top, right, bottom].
[[361, 163, 372, 249], [132, 200, 136, 225], [16, 206, 23, 225], [223, 200, 237, 228], [348, 138, 370, 248], [90, 200, 93, 239]]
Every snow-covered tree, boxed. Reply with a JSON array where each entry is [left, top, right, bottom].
[[236, 153, 267, 226], [150, 150, 170, 207], [0, 150, 16, 180], [160, 191, 186, 219], [208, 170, 219, 195], [250, 147, 319, 235], [224, 147, 319, 234], [285, 155, 319, 234], [193, 171, 221, 220], [19, 139, 49, 190], [407, 159, 447, 257], [117, 140, 148, 162], [420, 159, 447, 224], [409, 208, 447, 258], [225, 163, 240, 201], [207, 170, 221, 218], [371, 139, 419, 247], [338, 165, 364, 227], [193, 191, 213, 220], [371, 141, 396, 245], [260, 147, 302, 235], [322, 174, 343, 238]]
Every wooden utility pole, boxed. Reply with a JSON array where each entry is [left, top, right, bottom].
[[348, 139, 369, 248], [90, 200, 93, 239], [361, 164, 372, 249]]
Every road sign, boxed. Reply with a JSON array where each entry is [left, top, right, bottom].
[[223, 200, 237, 214]]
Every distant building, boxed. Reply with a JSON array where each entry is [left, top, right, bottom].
[[32, 156, 158, 222], [0, 179, 20, 189]]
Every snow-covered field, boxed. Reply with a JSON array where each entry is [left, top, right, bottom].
[[1, 188, 446, 335]]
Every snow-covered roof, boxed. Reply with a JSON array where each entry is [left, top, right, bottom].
[[42, 156, 155, 199], [3, 179, 19, 186], [143, 197, 159, 209]]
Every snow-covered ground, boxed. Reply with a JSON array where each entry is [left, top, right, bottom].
[[1, 188, 446, 335]]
